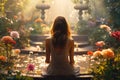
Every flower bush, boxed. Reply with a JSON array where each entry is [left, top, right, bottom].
[[89, 48, 120, 80], [88, 24, 120, 80], [0, 35, 33, 80], [0, 36, 16, 62], [100, 24, 120, 48]]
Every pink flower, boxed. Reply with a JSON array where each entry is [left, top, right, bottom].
[[1, 36, 16, 45], [100, 25, 111, 33], [10, 31, 20, 38], [95, 41, 105, 47], [27, 64, 35, 71], [110, 31, 120, 41]]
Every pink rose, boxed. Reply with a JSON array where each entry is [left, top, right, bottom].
[[95, 41, 105, 47], [10, 31, 20, 38]]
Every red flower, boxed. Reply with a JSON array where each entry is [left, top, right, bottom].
[[111, 31, 120, 41], [87, 51, 93, 56], [27, 64, 35, 71], [1, 36, 16, 45]]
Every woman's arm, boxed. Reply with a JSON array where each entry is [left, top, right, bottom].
[[69, 40, 75, 65], [45, 39, 50, 63]]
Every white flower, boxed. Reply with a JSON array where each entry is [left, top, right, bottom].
[[29, 27, 34, 31], [10, 31, 20, 38]]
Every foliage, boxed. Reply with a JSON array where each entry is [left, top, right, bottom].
[[31, 22, 43, 34], [0, 36, 16, 71], [104, 0, 120, 29], [104, 33, 120, 48], [89, 24, 120, 48], [0, 0, 7, 15], [4, 0, 29, 15], [71, 0, 80, 4], [75, 20, 92, 35], [89, 27, 108, 45], [90, 48, 120, 80], [0, 36, 33, 80], [88, 24, 120, 80], [0, 17, 12, 37], [0, 71, 33, 80]]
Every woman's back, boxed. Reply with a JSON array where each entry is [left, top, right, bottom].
[[45, 16, 77, 76], [46, 37, 74, 75]]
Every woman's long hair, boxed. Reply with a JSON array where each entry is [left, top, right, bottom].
[[51, 16, 71, 48]]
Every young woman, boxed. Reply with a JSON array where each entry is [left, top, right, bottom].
[[45, 16, 77, 76]]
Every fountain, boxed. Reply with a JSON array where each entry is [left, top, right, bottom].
[[74, 0, 89, 22], [36, 0, 50, 23]]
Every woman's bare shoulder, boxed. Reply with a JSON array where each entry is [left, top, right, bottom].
[[45, 37, 52, 44], [46, 36, 51, 40], [68, 37, 74, 42]]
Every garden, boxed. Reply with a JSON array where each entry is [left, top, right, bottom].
[[0, 0, 120, 80]]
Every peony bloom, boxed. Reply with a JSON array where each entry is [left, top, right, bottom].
[[95, 41, 105, 47], [1, 36, 16, 45], [100, 25, 111, 33], [0, 55, 6, 61], [110, 31, 120, 41], [27, 64, 35, 71], [10, 31, 20, 38], [93, 51, 102, 58], [14, 49, 21, 54], [34, 18, 43, 23], [87, 51, 93, 56], [101, 49, 114, 59]]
